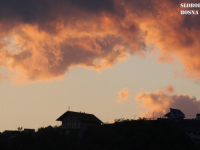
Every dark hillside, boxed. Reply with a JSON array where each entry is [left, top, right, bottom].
[[81, 120, 197, 150], [0, 120, 198, 150]]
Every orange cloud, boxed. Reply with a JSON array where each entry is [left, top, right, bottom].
[[0, 4, 142, 83], [163, 85, 174, 94], [135, 88, 200, 118], [0, 74, 8, 82], [0, 0, 200, 83], [117, 88, 130, 103]]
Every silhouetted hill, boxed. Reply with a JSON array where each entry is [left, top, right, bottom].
[[0, 120, 198, 150], [81, 119, 197, 150]]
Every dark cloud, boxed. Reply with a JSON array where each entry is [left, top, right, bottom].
[[68, 0, 115, 13], [0, 0, 200, 82], [123, 0, 157, 16], [0, 0, 116, 33]]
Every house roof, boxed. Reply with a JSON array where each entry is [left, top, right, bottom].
[[164, 108, 185, 118], [164, 112, 171, 117], [4, 130, 18, 133], [170, 108, 185, 117], [24, 129, 35, 132], [196, 114, 200, 117], [3, 130, 20, 135], [56, 111, 103, 123]]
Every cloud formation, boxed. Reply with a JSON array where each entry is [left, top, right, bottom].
[[0, 0, 200, 83], [135, 88, 200, 118], [117, 88, 130, 103], [0, 74, 8, 82], [163, 85, 174, 94], [0, 0, 143, 83]]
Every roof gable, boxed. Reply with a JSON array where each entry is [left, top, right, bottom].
[[164, 112, 171, 117], [56, 111, 103, 123], [170, 108, 185, 117], [164, 108, 185, 118], [196, 113, 200, 117]]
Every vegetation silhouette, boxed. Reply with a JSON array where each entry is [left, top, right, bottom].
[[0, 119, 199, 150]]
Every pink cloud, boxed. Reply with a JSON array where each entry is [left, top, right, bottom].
[[117, 88, 130, 103], [0, 74, 8, 82], [163, 85, 174, 94], [135, 88, 200, 119]]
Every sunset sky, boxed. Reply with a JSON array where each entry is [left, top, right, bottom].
[[1, 0, 200, 132]]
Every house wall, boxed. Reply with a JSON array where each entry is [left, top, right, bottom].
[[170, 112, 175, 118], [61, 115, 81, 130], [60, 114, 101, 136], [79, 121, 93, 131], [196, 116, 200, 120], [77, 121, 101, 137], [24, 130, 35, 133]]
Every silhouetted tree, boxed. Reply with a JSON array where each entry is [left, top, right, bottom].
[[17, 127, 23, 131]]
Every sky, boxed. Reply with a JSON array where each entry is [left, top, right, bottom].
[[1, 0, 200, 131]]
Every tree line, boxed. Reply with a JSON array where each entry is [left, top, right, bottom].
[[0, 119, 199, 150]]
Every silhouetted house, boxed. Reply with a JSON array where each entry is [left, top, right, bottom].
[[3, 130, 20, 139], [164, 108, 185, 119], [56, 111, 102, 136], [196, 114, 200, 120], [23, 129, 35, 134]]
